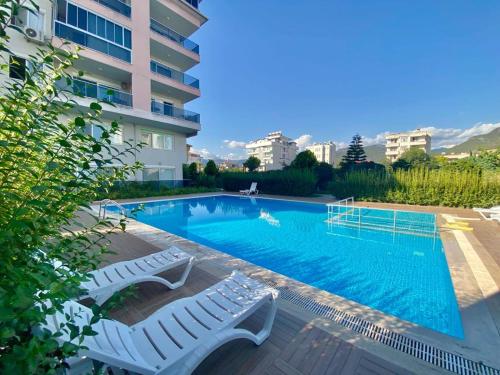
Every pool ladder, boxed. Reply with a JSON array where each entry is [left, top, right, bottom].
[[98, 199, 127, 219]]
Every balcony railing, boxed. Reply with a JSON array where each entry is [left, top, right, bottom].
[[93, 0, 131, 17], [150, 18, 199, 54], [151, 100, 200, 123], [55, 21, 131, 63], [150, 60, 199, 89], [57, 78, 133, 107], [183, 0, 199, 9]]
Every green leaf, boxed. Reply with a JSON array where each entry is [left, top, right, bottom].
[[89, 102, 102, 111], [74, 117, 85, 127]]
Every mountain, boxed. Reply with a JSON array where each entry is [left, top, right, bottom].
[[439, 127, 500, 154], [334, 144, 386, 165]]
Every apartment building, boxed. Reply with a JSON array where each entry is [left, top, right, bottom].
[[246, 131, 298, 171], [385, 129, 431, 162], [2, 0, 207, 183], [306, 141, 336, 165]]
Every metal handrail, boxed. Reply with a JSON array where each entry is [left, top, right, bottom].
[[326, 199, 437, 235], [98, 199, 127, 219]]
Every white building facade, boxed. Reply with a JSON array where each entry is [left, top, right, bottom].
[[385, 129, 431, 162], [2, 0, 207, 185], [245, 131, 298, 171], [306, 142, 336, 165]]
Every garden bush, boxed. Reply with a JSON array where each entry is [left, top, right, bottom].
[[330, 168, 500, 207], [99, 183, 218, 200], [0, 4, 142, 371], [222, 169, 317, 196]]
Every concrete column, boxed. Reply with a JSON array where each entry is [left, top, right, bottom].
[[131, 0, 151, 111]]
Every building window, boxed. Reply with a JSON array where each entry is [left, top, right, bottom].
[[143, 168, 175, 181], [141, 131, 173, 150], [55, 1, 132, 62], [86, 123, 122, 145], [9, 55, 26, 80]]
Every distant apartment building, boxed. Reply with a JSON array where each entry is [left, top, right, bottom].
[[306, 142, 336, 165], [246, 131, 298, 171], [218, 161, 242, 171], [186, 144, 202, 164], [385, 129, 431, 162], [2, 0, 207, 184]]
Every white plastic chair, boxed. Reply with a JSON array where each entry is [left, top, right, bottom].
[[240, 182, 259, 195], [473, 206, 500, 222], [80, 247, 194, 305], [44, 271, 279, 375]]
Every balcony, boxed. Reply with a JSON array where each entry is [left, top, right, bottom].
[[150, 19, 199, 54], [150, 60, 199, 89], [55, 21, 131, 63], [58, 77, 133, 107], [92, 0, 131, 17], [151, 100, 200, 123], [183, 0, 200, 9]]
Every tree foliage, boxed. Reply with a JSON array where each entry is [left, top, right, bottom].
[[314, 162, 334, 190], [204, 159, 219, 176], [341, 134, 367, 169], [243, 156, 260, 172], [392, 148, 431, 170], [291, 150, 318, 169], [0, 2, 141, 372]]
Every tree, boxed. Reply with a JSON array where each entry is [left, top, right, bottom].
[[243, 156, 260, 172], [291, 150, 318, 169], [188, 162, 199, 178], [392, 148, 431, 170], [314, 162, 334, 190], [340, 134, 367, 170], [204, 159, 219, 176], [0, 3, 141, 372]]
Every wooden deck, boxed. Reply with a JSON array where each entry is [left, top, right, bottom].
[[102, 231, 416, 375]]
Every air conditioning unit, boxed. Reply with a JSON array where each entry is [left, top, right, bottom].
[[23, 26, 44, 43]]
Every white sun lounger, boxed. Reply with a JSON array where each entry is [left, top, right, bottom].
[[45, 271, 279, 375], [473, 206, 500, 222], [240, 182, 259, 195], [80, 247, 194, 305]]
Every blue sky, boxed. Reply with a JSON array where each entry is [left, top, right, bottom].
[[187, 1, 500, 159]]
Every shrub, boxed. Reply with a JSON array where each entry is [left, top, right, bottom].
[[204, 160, 218, 176], [101, 184, 217, 200], [314, 162, 334, 190], [222, 169, 317, 196], [290, 150, 318, 169], [0, 5, 141, 372], [330, 168, 500, 207], [243, 156, 260, 172]]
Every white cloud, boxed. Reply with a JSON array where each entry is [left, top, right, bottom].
[[419, 122, 500, 148], [294, 134, 313, 150], [191, 147, 215, 159], [362, 132, 390, 147], [223, 139, 247, 149]]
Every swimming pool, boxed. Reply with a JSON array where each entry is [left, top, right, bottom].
[[110, 195, 463, 338]]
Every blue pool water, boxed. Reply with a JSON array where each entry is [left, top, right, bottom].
[[111, 195, 463, 338]]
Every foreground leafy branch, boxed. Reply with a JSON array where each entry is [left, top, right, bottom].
[[0, 1, 142, 372]]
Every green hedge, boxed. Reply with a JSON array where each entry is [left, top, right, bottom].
[[330, 168, 500, 207], [98, 184, 218, 200], [222, 169, 317, 196]]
